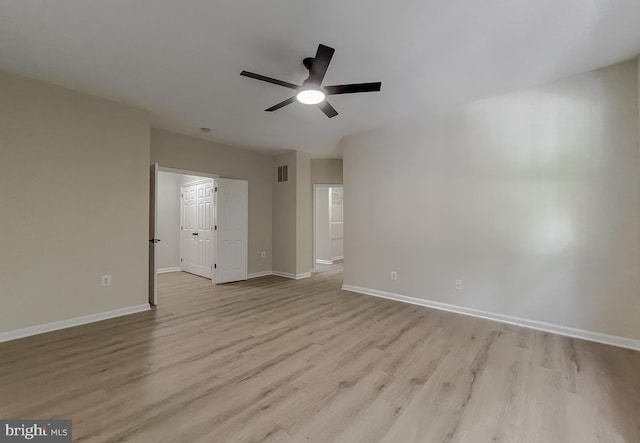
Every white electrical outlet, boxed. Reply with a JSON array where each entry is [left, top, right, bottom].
[[455, 279, 463, 290], [261, 251, 266, 258], [102, 274, 112, 286], [391, 271, 398, 281]]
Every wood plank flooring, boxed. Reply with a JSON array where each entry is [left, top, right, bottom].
[[1, 264, 639, 442]]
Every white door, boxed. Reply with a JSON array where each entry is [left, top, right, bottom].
[[214, 178, 248, 284], [180, 179, 214, 278], [149, 163, 159, 305]]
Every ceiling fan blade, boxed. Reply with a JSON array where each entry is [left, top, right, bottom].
[[240, 71, 300, 90], [319, 101, 338, 118], [324, 82, 382, 95], [308, 44, 335, 85], [265, 97, 296, 112]]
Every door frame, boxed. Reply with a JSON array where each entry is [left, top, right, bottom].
[[158, 166, 219, 180], [149, 163, 159, 305], [149, 165, 219, 305], [312, 183, 343, 272]]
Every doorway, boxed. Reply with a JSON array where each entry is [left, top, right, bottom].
[[180, 178, 215, 279], [313, 185, 343, 271], [149, 165, 248, 305]]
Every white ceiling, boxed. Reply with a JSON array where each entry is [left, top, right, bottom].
[[2, 1, 640, 158]]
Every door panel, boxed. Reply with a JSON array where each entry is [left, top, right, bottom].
[[214, 178, 248, 284], [180, 179, 214, 278]]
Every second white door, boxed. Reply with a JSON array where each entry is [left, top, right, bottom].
[[181, 179, 214, 278], [214, 178, 248, 284]]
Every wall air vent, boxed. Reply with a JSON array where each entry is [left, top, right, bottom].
[[277, 165, 288, 183]]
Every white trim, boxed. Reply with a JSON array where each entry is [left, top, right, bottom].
[[316, 258, 343, 265], [157, 267, 181, 274], [158, 166, 219, 179], [248, 271, 273, 279], [0, 304, 151, 344], [273, 271, 312, 280], [341, 285, 640, 352]]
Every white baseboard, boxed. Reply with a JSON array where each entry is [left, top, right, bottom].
[[233, 270, 312, 280], [248, 271, 273, 279], [0, 304, 151, 344], [315, 259, 333, 265], [157, 267, 181, 274], [273, 271, 312, 280], [341, 285, 640, 352], [316, 257, 343, 266]]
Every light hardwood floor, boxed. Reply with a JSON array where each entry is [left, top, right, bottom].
[[1, 265, 639, 442]]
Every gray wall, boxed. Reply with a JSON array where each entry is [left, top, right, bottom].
[[151, 129, 272, 276], [311, 159, 343, 185], [342, 59, 640, 340], [0, 71, 151, 333], [272, 151, 313, 276], [272, 151, 298, 275], [296, 152, 312, 275]]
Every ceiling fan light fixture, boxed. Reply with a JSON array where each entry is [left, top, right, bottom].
[[296, 88, 325, 105], [240, 44, 381, 117]]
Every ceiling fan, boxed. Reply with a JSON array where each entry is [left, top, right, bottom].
[[240, 44, 382, 118]]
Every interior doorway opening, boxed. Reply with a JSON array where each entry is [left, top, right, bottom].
[[313, 185, 343, 271], [180, 176, 215, 278], [156, 171, 215, 278], [149, 165, 248, 305]]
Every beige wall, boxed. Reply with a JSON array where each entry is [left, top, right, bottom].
[[0, 71, 151, 333], [151, 129, 272, 275], [342, 59, 640, 340], [296, 152, 312, 275], [271, 151, 313, 276], [272, 151, 297, 275], [311, 159, 343, 185]]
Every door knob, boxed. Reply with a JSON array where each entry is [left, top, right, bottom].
[[149, 238, 161, 243], [192, 233, 199, 236]]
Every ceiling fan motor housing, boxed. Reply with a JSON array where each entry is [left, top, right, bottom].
[[303, 57, 315, 71]]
